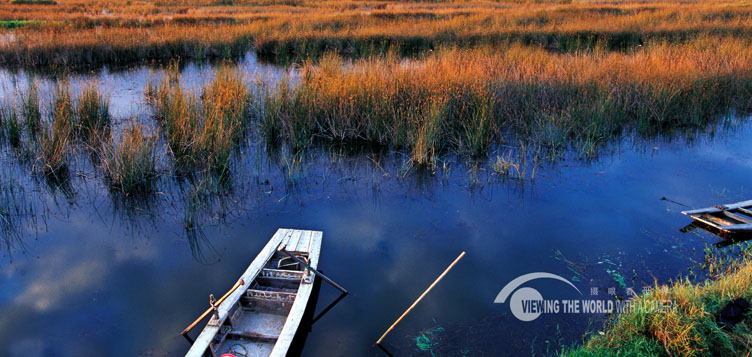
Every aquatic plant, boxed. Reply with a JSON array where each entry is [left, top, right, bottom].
[[258, 42, 752, 161], [22, 81, 41, 138], [36, 83, 73, 176], [76, 82, 110, 147], [150, 65, 250, 175], [199, 66, 251, 174], [10, 0, 57, 4], [100, 121, 159, 194], [4, 1, 752, 69]]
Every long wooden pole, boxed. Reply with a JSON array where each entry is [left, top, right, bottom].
[[279, 248, 349, 294], [181, 278, 245, 336], [375, 251, 466, 345]]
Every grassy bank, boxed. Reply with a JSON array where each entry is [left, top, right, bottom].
[[259, 40, 752, 165], [2, 1, 752, 69], [566, 248, 752, 356]]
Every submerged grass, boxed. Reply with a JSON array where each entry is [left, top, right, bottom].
[[566, 247, 752, 356]]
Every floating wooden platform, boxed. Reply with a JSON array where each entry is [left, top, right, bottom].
[[682, 200, 752, 234], [186, 228, 322, 357]]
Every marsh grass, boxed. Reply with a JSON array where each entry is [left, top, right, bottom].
[[150, 65, 250, 176], [259, 42, 752, 163], [22, 81, 41, 138], [567, 246, 752, 356], [5, 1, 752, 69], [76, 82, 110, 147], [101, 122, 159, 194], [0, 107, 21, 148], [10, 0, 57, 4], [36, 83, 73, 177]]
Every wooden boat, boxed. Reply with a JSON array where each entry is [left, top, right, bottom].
[[186, 228, 322, 357], [682, 200, 752, 234]]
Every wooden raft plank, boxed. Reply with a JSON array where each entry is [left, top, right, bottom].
[[703, 214, 734, 226], [723, 223, 752, 232], [683, 200, 752, 215], [722, 211, 752, 224], [269, 230, 322, 357], [738, 207, 752, 217], [186, 228, 291, 357]]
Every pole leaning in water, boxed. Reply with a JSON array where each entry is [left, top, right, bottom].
[[375, 251, 466, 345]]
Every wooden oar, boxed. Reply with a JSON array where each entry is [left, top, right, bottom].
[[181, 278, 245, 336], [279, 248, 348, 294], [376, 251, 466, 345]]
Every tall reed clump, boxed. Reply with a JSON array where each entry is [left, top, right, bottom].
[[150, 65, 250, 175], [258, 40, 752, 162], [37, 83, 73, 176], [76, 82, 110, 147], [22, 81, 41, 138], [101, 122, 159, 194], [1, 107, 21, 148], [200, 67, 251, 173]]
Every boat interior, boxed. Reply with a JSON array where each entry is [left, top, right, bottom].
[[208, 251, 311, 357]]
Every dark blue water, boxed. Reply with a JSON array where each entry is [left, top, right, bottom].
[[0, 57, 751, 356]]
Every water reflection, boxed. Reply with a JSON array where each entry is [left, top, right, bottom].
[[0, 56, 750, 354]]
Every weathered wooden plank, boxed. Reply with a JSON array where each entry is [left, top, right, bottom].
[[295, 230, 312, 253], [246, 289, 297, 303], [186, 228, 290, 357], [269, 231, 322, 357], [722, 211, 752, 224], [280, 229, 294, 250], [738, 207, 752, 217], [285, 230, 303, 252], [702, 214, 733, 226], [226, 331, 278, 343], [725, 223, 752, 232], [683, 200, 752, 215], [689, 214, 727, 231], [260, 269, 304, 281]]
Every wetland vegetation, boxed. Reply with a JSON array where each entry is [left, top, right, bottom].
[[1, 0, 752, 355]]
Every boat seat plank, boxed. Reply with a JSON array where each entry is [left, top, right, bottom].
[[260, 269, 304, 281]]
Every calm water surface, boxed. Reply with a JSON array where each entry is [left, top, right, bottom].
[[0, 54, 751, 356]]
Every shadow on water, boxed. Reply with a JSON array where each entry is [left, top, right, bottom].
[[289, 274, 350, 355]]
